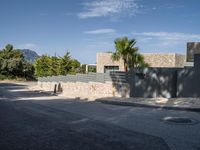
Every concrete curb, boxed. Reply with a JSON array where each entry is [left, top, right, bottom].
[[95, 99, 200, 112]]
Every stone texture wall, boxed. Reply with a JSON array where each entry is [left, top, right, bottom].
[[38, 81, 130, 100], [97, 53, 125, 73], [143, 53, 175, 68], [143, 53, 186, 68], [97, 53, 186, 73], [175, 54, 186, 68]]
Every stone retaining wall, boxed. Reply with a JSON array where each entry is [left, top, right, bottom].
[[38, 81, 130, 100]]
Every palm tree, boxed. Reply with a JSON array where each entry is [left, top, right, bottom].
[[111, 37, 136, 71], [112, 37, 148, 72], [128, 53, 149, 69]]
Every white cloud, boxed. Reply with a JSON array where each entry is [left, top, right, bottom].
[[133, 32, 200, 43], [86, 41, 114, 50], [150, 3, 184, 12], [78, 0, 138, 19], [84, 28, 116, 34]]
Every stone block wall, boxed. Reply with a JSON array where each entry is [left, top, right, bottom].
[[38, 81, 130, 100], [143, 53, 175, 68], [175, 54, 186, 68], [143, 53, 185, 68]]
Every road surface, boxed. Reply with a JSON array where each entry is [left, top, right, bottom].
[[0, 82, 200, 150]]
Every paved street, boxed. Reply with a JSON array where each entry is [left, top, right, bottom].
[[1, 82, 200, 150]]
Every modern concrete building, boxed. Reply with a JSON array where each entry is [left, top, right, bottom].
[[97, 53, 124, 73], [96, 52, 186, 73], [96, 42, 200, 73]]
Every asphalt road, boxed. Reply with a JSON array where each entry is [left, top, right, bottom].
[[0, 82, 200, 150]]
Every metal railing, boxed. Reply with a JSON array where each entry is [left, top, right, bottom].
[[38, 71, 128, 84]]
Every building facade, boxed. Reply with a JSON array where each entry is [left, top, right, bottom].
[[96, 52, 186, 73]]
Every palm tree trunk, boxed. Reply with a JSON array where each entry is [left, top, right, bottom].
[[125, 65, 128, 72], [124, 61, 128, 72]]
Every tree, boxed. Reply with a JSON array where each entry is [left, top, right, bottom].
[[35, 55, 51, 77], [35, 52, 82, 77], [128, 53, 149, 68], [0, 44, 35, 79], [7, 58, 24, 77], [59, 52, 81, 75], [49, 56, 60, 76], [112, 37, 148, 72], [70, 59, 81, 74], [112, 37, 137, 72], [0, 44, 23, 59], [59, 52, 72, 75], [23, 61, 35, 79]]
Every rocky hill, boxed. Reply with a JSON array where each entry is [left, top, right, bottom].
[[21, 49, 39, 63]]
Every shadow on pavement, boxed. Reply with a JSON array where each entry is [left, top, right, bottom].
[[0, 98, 170, 150], [0, 82, 55, 100], [0, 82, 171, 150]]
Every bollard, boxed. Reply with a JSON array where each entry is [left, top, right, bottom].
[[54, 84, 57, 94], [58, 83, 62, 93]]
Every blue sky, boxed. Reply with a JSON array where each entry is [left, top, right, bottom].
[[1, 0, 200, 64]]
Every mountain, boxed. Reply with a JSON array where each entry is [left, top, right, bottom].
[[21, 49, 39, 63]]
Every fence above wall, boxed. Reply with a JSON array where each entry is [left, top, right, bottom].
[[38, 71, 128, 84]]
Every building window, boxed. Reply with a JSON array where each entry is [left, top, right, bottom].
[[104, 66, 119, 73]]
